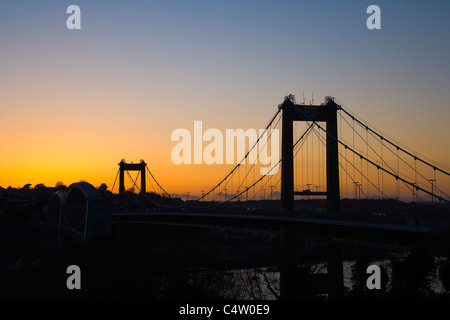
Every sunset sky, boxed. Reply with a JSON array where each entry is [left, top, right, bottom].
[[1, 0, 449, 197]]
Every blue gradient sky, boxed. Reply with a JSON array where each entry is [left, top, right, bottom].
[[1, 0, 449, 192]]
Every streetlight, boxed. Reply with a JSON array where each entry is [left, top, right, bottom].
[[306, 183, 312, 200], [353, 182, 359, 200], [428, 179, 436, 205], [429, 179, 436, 222], [353, 182, 362, 215], [270, 186, 275, 200]]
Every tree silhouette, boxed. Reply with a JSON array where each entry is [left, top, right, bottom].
[[55, 181, 67, 190], [438, 247, 450, 293], [22, 184, 32, 190], [34, 183, 45, 190], [389, 246, 435, 298]]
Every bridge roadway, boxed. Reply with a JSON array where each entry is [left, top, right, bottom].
[[111, 212, 450, 253]]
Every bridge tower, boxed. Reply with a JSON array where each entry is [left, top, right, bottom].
[[119, 159, 147, 200], [279, 95, 343, 298], [279, 95, 340, 213]]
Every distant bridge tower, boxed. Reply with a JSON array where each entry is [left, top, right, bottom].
[[279, 95, 340, 213], [119, 159, 147, 197]]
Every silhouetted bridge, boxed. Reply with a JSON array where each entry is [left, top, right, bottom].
[[46, 94, 450, 298], [47, 182, 450, 299]]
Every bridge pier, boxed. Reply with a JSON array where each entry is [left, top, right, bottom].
[[114, 217, 122, 241], [279, 222, 297, 299], [327, 241, 344, 298]]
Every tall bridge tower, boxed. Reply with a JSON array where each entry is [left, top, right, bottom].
[[119, 159, 146, 197], [279, 95, 340, 213]]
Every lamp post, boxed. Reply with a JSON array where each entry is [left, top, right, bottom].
[[306, 183, 311, 200], [353, 182, 362, 214], [428, 179, 436, 205], [429, 179, 436, 222], [353, 182, 359, 200]]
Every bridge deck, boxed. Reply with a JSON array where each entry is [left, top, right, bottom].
[[112, 211, 430, 232], [111, 212, 449, 252]]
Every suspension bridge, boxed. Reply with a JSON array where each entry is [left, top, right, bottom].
[[110, 94, 449, 211], [47, 94, 450, 298]]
